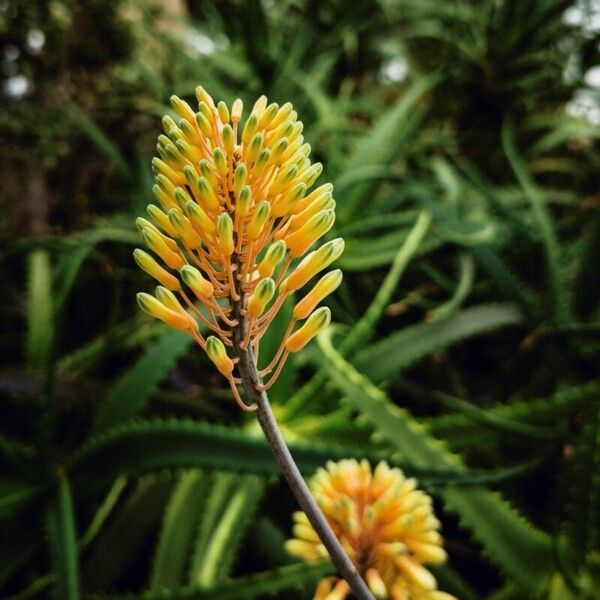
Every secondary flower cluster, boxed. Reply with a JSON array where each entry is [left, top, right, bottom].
[[286, 460, 456, 600], [134, 88, 343, 408]]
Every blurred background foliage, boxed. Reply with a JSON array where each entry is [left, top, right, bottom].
[[1, 0, 600, 598]]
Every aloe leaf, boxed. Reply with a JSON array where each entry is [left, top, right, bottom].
[[84, 562, 334, 600], [92, 330, 194, 433], [151, 470, 212, 588], [45, 470, 80, 600], [354, 304, 523, 383]]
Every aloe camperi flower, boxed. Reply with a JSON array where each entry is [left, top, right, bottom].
[[286, 460, 456, 600], [135, 87, 343, 410]]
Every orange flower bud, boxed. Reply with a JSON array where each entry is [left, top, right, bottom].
[[206, 336, 234, 376], [247, 277, 276, 318], [286, 307, 331, 352], [293, 269, 342, 320]]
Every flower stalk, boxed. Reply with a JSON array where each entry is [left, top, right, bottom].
[[231, 295, 375, 600]]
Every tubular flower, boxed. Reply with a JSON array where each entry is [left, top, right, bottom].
[[285, 460, 456, 600], [134, 88, 343, 409]]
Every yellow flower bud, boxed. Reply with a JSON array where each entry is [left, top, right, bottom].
[[222, 124, 235, 154], [242, 114, 258, 144], [246, 132, 263, 162], [217, 213, 234, 256], [195, 111, 214, 139], [300, 162, 323, 188], [247, 277, 276, 318], [176, 138, 201, 163], [253, 148, 271, 176], [292, 183, 333, 214], [270, 163, 298, 195], [285, 209, 335, 257], [168, 208, 202, 248], [268, 102, 293, 129], [286, 307, 331, 352], [293, 269, 342, 320], [179, 118, 201, 145], [251, 95, 268, 117], [162, 115, 177, 135], [142, 228, 185, 270], [174, 186, 193, 209], [152, 184, 178, 212], [133, 249, 180, 291], [195, 85, 216, 110], [247, 201, 271, 240], [257, 102, 279, 128], [199, 159, 217, 187], [152, 157, 185, 186], [237, 185, 252, 218], [197, 176, 219, 211], [233, 163, 247, 197], [272, 182, 306, 218], [395, 557, 437, 591], [213, 147, 227, 176], [365, 569, 388, 600], [217, 100, 230, 124], [231, 98, 243, 123], [170, 95, 196, 124], [136, 292, 194, 331], [268, 138, 288, 164], [185, 200, 216, 235], [289, 194, 334, 232], [258, 240, 286, 278], [136, 218, 178, 251], [180, 265, 214, 299], [205, 336, 234, 376], [281, 238, 344, 291], [147, 204, 179, 238]]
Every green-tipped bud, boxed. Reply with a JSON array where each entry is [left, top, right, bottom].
[[257, 102, 279, 128], [270, 163, 298, 194], [242, 114, 258, 144], [293, 269, 342, 320], [147, 204, 178, 238], [162, 115, 177, 135], [142, 228, 185, 270], [222, 124, 234, 154], [180, 265, 214, 299], [185, 200, 215, 234], [269, 102, 293, 129], [152, 184, 178, 212], [137, 292, 194, 332], [248, 201, 271, 240], [168, 208, 201, 248], [197, 176, 218, 211], [133, 249, 180, 291], [217, 100, 230, 124], [286, 307, 331, 352], [237, 185, 252, 218], [285, 209, 335, 257], [258, 240, 286, 278], [281, 238, 344, 292], [195, 111, 214, 138], [170, 95, 196, 123], [199, 159, 217, 187], [247, 132, 263, 162], [247, 277, 276, 318], [217, 213, 234, 256], [213, 147, 227, 176], [272, 181, 306, 217], [269, 138, 288, 163], [302, 162, 323, 187], [233, 163, 247, 197], [205, 336, 233, 376]]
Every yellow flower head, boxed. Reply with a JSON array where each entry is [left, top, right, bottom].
[[134, 88, 343, 403], [286, 460, 456, 600]]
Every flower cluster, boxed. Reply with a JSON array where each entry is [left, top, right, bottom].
[[286, 460, 456, 600], [134, 88, 343, 408]]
